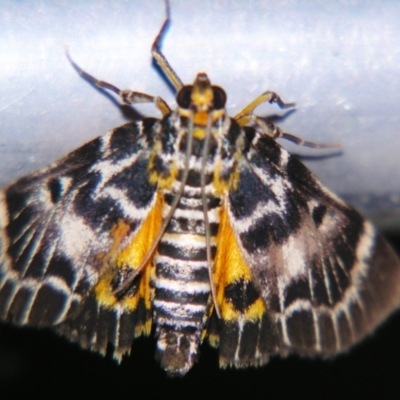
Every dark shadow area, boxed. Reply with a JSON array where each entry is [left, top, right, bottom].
[[263, 108, 297, 124], [292, 151, 343, 162], [152, 58, 179, 96], [83, 81, 146, 121]]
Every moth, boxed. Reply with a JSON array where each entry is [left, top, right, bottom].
[[1, 2, 399, 378]]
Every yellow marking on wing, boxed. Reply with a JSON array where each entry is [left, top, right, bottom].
[[207, 332, 220, 348], [94, 219, 133, 307], [133, 262, 156, 337], [135, 318, 152, 338], [149, 163, 178, 189], [115, 191, 163, 272], [148, 148, 178, 189], [213, 204, 266, 323], [212, 156, 242, 196], [95, 218, 131, 272], [229, 154, 242, 191], [94, 191, 163, 336], [134, 265, 153, 337], [221, 297, 266, 321], [212, 160, 228, 195], [94, 270, 117, 308]]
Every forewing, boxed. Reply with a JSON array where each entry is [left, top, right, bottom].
[[227, 134, 400, 358], [0, 120, 158, 347]]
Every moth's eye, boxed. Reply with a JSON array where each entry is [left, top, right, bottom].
[[177, 86, 193, 109], [212, 86, 227, 109]]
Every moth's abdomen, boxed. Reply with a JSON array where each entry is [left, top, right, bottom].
[[153, 186, 221, 376]]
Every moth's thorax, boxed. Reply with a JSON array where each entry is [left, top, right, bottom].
[[148, 109, 245, 196]]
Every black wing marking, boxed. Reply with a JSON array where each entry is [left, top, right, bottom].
[[0, 120, 158, 344], [226, 133, 400, 361]]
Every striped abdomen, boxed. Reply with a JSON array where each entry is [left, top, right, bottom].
[[153, 177, 221, 376]]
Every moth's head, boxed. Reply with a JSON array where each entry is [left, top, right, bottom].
[[176, 73, 227, 113]]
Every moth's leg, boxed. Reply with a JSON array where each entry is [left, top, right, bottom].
[[253, 116, 341, 149], [151, 0, 184, 91], [65, 48, 171, 117], [234, 91, 295, 127]]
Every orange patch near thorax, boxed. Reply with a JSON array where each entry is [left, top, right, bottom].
[[94, 192, 163, 321], [213, 204, 267, 322], [193, 111, 209, 126]]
